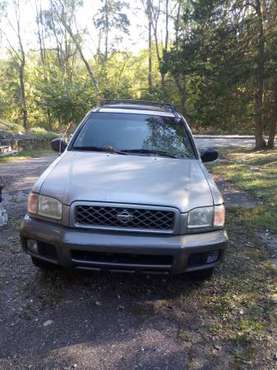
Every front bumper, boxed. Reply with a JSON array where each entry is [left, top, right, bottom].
[[20, 215, 228, 274]]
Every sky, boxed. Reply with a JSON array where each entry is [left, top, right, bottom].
[[0, 0, 150, 58]]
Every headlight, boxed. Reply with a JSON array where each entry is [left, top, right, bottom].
[[27, 193, 62, 220], [187, 206, 213, 228], [187, 205, 225, 229]]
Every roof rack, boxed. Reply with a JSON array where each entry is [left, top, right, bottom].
[[100, 99, 177, 114]]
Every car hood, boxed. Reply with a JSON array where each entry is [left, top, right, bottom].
[[35, 151, 214, 212]]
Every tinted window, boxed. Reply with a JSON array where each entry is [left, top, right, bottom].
[[72, 113, 195, 159]]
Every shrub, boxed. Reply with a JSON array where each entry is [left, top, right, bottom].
[[30, 127, 58, 140]]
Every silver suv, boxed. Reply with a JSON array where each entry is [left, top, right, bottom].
[[20, 100, 228, 278]]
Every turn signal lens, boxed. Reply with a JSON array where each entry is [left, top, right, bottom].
[[214, 205, 225, 227], [27, 193, 38, 214]]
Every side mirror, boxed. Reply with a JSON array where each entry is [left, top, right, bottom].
[[200, 148, 218, 163], [51, 138, 67, 153]]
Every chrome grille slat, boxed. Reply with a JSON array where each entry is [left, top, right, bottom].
[[74, 204, 176, 233]]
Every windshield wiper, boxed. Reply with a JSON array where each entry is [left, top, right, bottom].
[[73, 145, 127, 155], [73, 146, 178, 158], [122, 149, 178, 159]]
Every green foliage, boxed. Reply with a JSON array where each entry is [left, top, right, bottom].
[[94, 0, 129, 34], [0, 59, 22, 125], [0, 119, 24, 133], [164, 0, 277, 136], [34, 66, 97, 128], [0, 0, 276, 139], [94, 0, 129, 59], [30, 127, 58, 140]]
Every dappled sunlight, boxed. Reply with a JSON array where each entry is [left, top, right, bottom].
[[212, 148, 277, 231], [229, 149, 277, 165]]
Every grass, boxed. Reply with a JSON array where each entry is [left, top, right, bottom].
[[169, 208, 276, 368], [209, 148, 277, 232], [173, 147, 277, 367], [0, 148, 54, 163]]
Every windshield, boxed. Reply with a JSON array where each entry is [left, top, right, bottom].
[[71, 112, 195, 159]]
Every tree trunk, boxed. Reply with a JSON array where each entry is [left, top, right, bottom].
[[175, 75, 186, 115], [35, 0, 46, 66], [161, 72, 165, 91], [165, 0, 169, 51], [254, 0, 266, 149], [52, 0, 99, 92], [19, 64, 28, 131], [267, 80, 277, 148], [58, 17, 99, 92], [147, 0, 152, 92], [104, 0, 109, 61], [15, 0, 29, 131], [175, 1, 181, 49], [268, 121, 276, 148], [254, 109, 266, 149], [47, 110, 53, 131], [35, 0, 53, 130]]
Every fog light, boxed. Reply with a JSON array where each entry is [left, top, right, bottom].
[[206, 251, 219, 264], [26, 240, 38, 254]]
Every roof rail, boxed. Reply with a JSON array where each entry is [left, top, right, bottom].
[[100, 99, 177, 113]]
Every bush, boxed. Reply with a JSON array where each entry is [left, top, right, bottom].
[[30, 127, 58, 140], [0, 119, 24, 133]]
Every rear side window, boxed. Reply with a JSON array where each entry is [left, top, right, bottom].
[[72, 112, 195, 159]]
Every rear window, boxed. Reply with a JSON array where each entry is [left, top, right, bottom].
[[72, 112, 195, 159]]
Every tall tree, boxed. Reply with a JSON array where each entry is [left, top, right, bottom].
[[164, 0, 276, 147], [49, 0, 99, 92], [265, 0, 277, 148], [232, 0, 276, 148], [252, 0, 266, 148], [147, 0, 170, 88], [0, 0, 29, 130], [146, 0, 153, 91], [142, 0, 183, 95], [94, 0, 129, 61]]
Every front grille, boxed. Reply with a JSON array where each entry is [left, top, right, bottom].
[[74, 204, 176, 232]]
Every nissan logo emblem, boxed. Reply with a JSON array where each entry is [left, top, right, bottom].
[[116, 210, 134, 224]]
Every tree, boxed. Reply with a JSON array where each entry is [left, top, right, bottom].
[[262, 0, 277, 148], [146, 0, 153, 91], [94, 0, 130, 61], [141, 0, 181, 95], [0, 0, 29, 130], [147, 0, 170, 88], [50, 0, 99, 92], [0, 0, 275, 147], [163, 0, 276, 147], [253, 0, 266, 148]]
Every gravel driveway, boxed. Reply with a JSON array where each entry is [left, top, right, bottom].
[[0, 171, 201, 370]]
